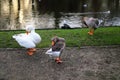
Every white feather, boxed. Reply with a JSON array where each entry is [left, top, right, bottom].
[[12, 33, 35, 48], [12, 25, 41, 48], [46, 48, 61, 58]]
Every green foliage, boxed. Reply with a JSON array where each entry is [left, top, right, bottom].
[[0, 27, 120, 48]]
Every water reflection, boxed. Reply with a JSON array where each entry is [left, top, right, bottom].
[[0, 0, 120, 30], [34, 13, 55, 29]]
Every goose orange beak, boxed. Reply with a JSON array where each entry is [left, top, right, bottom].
[[52, 41, 55, 46]]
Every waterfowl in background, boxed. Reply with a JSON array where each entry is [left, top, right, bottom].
[[12, 25, 41, 56], [46, 36, 65, 64], [61, 20, 71, 29], [82, 17, 103, 35]]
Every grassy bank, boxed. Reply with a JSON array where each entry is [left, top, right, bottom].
[[0, 27, 120, 48]]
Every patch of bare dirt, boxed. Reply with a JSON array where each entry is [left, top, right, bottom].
[[0, 45, 120, 80]]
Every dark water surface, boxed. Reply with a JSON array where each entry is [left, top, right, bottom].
[[0, 0, 120, 30]]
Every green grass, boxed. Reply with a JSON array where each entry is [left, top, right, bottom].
[[0, 27, 120, 48]]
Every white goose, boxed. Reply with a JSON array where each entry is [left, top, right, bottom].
[[12, 25, 41, 55], [26, 25, 41, 45]]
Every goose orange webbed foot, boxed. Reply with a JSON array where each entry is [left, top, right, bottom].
[[27, 48, 36, 56], [55, 58, 62, 64], [27, 51, 34, 56], [28, 48, 36, 52], [88, 32, 93, 35]]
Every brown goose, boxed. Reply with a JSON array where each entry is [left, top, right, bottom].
[[82, 17, 103, 35], [46, 36, 65, 64]]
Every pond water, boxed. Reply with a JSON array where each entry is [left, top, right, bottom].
[[0, 0, 120, 30]]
